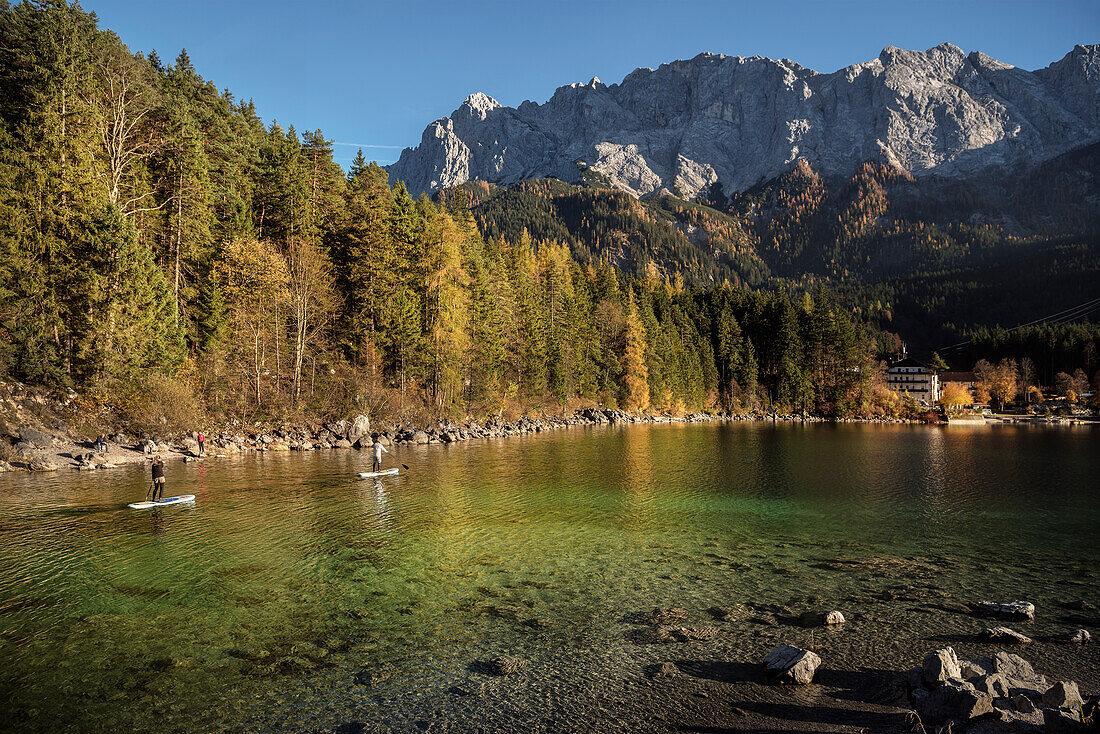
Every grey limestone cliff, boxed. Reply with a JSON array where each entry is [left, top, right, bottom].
[[385, 43, 1100, 199]]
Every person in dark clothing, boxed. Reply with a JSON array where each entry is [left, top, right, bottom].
[[151, 455, 166, 500], [95, 434, 108, 453]]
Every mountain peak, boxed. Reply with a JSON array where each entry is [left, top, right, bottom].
[[459, 92, 501, 118], [388, 44, 1100, 199]]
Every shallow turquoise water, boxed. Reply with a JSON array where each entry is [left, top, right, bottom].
[[0, 422, 1097, 731]]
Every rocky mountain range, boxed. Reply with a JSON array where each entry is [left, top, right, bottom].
[[386, 43, 1100, 200]]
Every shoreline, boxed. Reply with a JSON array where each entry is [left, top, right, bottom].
[[1, 404, 1095, 474]]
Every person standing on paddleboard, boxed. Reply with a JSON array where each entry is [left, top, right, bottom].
[[151, 455, 166, 500], [371, 434, 388, 473]]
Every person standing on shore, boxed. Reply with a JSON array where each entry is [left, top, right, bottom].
[[151, 455, 166, 500], [95, 434, 108, 453], [371, 434, 388, 473], [197, 430, 206, 457]]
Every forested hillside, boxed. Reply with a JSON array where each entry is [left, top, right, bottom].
[[0, 1, 900, 426], [459, 157, 1100, 360]]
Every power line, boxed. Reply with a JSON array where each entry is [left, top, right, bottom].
[[936, 296, 1100, 354]]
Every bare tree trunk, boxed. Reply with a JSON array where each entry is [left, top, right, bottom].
[[254, 304, 262, 408], [175, 170, 183, 324]]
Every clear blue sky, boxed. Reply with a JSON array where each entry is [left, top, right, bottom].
[[83, 0, 1098, 168]]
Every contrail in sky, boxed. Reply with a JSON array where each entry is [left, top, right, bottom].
[[334, 142, 405, 149]]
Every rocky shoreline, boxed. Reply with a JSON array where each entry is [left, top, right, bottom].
[[1, 406, 920, 474]]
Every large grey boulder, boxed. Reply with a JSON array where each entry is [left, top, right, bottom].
[[19, 428, 53, 448], [1041, 681, 1083, 709], [922, 647, 963, 686], [412, 431, 429, 445], [973, 673, 1010, 698], [912, 678, 993, 726], [991, 651, 1047, 691], [762, 644, 821, 685], [1042, 706, 1084, 733], [27, 455, 58, 471], [347, 415, 371, 443]]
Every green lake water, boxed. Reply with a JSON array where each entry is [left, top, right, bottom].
[[0, 422, 1097, 732]]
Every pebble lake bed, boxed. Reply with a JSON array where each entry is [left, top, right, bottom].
[[0, 421, 1097, 732]]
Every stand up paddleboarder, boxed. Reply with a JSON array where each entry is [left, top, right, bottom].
[[371, 434, 388, 473], [151, 455, 166, 500]]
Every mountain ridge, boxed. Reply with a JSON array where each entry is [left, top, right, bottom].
[[386, 43, 1100, 201]]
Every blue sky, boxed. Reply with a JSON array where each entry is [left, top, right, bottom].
[[84, 0, 1098, 168]]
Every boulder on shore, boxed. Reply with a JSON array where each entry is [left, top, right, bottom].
[[19, 428, 53, 448], [1041, 681, 1083, 709], [347, 414, 371, 442], [28, 455, 58, 471], [912, 678, 993, 726], [762, 644, 820, 685], [922, 647, 963, 686]]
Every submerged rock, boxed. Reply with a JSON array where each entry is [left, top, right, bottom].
[[979, 627, 1032, 645], [708, 604, 750, 621], [762, 644, 820, 685], [670, 625, 719, 642], [799, 610, 845, 627], [648, 661, 680, 678], [626, 607, 689, 625], [628, 624, 718, 644], [1064, 629, 1091, 644], [972, 601, 1035, 621], [477, 655, 526, 676]]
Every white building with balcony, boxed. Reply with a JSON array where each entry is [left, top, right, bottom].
[[886, 358, 941, 406]]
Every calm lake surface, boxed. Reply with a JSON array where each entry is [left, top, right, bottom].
[[1, 422, 1097, 732]]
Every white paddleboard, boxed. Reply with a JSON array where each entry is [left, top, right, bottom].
[[357, 468, 399, 479], [128, 494, 196, 510]]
